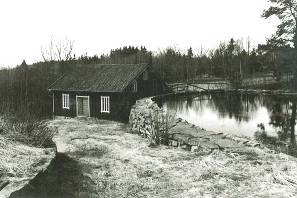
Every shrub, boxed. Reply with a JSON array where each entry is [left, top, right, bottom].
[[149, 107, 176, 146], [0, 112, 56, 148]]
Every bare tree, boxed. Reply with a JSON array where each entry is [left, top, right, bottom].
[[41, 37, 74, 62]]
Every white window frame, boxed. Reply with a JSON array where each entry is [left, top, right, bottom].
[[62, 94, 70, 109], [101, 96, 110, 113], [133, 80, 138, 93]]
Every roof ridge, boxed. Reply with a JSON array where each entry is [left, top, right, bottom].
[[48, 63, 149, 92]]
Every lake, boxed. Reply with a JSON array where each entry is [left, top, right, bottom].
[[162, 92, 297, 150]]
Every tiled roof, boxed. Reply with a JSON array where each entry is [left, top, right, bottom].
[[48, 64, 148, 92]]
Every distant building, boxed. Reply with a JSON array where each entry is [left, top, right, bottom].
[[48, 64, 164, 121]]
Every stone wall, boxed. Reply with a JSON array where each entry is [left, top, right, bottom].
[[129, 97, 263, 152], [129, 97, 171, 145]]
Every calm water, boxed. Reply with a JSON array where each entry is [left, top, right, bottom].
[[163, 92, 297, 139]]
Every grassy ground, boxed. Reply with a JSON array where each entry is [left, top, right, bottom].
[[0, 136, 55, 198], [12, 118, 297, 198], [0, 116, 56, 198]]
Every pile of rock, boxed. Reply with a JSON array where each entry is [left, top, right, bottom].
[[129, 98, 172, 144], [129, 97, 263, 153], [167, 119, 241, 153]]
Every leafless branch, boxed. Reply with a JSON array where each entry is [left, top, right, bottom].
[[41, 37, 74, 62]]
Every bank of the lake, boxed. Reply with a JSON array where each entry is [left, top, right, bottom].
[[160, 91, 297, 155], [7, 93, 297, 197]]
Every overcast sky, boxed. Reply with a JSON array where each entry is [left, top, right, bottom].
[[0, 0, 277, 67]]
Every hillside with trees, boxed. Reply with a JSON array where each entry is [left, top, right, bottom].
[[0, 35, 296, 119]]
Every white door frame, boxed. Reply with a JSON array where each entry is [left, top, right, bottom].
[[76, 95, 90, 117]]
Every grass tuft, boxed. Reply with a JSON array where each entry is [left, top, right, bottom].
[[72, 144, 109, 158]]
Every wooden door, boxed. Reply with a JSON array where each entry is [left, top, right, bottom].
[[77, 96, 90, 117]]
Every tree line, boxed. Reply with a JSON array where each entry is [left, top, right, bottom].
[[0, 40, 293, 118], [1, 0, 297, 118]]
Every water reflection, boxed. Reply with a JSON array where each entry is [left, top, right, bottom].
[[163, 92, 297, 156]]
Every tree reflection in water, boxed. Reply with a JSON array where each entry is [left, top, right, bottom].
[[163, 92, 297, 157]]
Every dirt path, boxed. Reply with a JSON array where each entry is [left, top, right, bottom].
[[11, 118, 297, 198]]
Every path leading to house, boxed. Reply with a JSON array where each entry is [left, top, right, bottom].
[[10, 118, 297, 198]]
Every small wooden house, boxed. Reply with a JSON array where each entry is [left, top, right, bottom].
[[48, 63, 163, 121]]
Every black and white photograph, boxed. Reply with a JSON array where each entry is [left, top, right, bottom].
[[1, 0, 297, 197]]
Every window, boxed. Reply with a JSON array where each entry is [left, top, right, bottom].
[[101, 96, 110, 113], [143, 70, 148, 80], [133, 80, 137, 93], [62, 94, 70, 109]]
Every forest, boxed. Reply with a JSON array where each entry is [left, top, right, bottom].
[[0, 38, 296, 119], [1, 0, 297, 119]]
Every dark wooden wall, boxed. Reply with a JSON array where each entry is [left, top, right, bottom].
[[52, 91, 136, 122], [125, 68, 165, 98], [51, 68, 165, 121]]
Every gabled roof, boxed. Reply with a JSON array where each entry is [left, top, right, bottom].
[[48, 63, 148, 92]]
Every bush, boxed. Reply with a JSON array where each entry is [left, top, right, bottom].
[[149, 108, 175, 146], [1, 112, 56, 148]]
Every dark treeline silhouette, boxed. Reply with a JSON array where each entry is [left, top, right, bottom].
[[153, 39, 270, 83], [0, 60, 59, 118], [73, 40, 287, 83], [0, 40, 295, 118]]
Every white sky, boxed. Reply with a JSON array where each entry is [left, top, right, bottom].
[[0, 0, 277, 67]]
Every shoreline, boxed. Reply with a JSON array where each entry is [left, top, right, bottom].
[[130, 97, 271, 153], [4, 95, 297, 197]]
